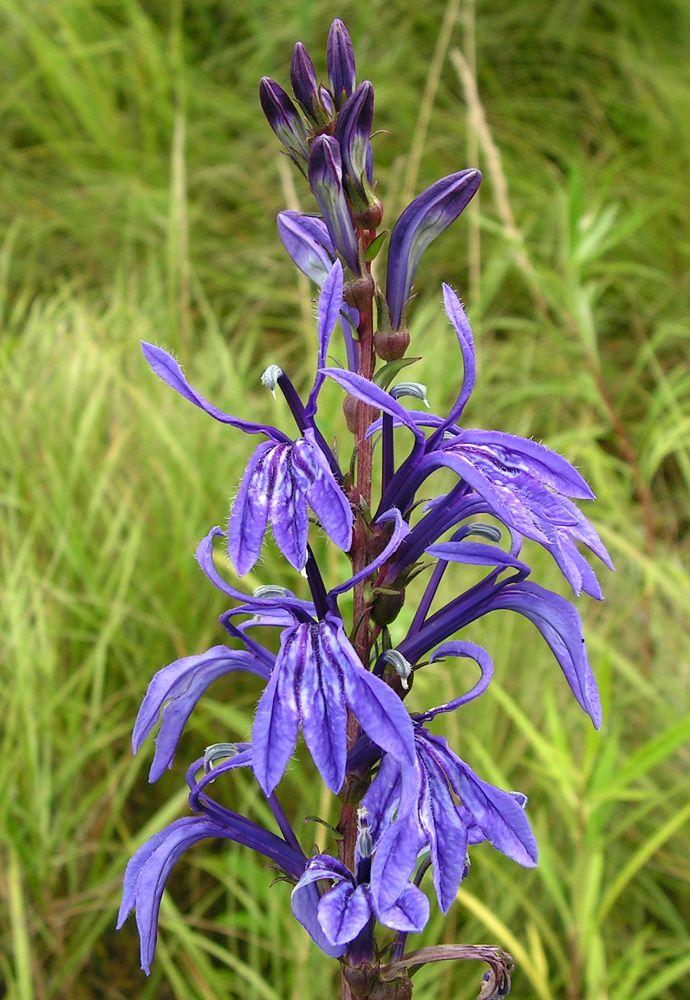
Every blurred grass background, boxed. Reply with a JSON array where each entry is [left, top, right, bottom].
[[1, 0, 689, 997]]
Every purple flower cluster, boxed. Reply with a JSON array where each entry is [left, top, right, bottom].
[[119, 19, 609, 997]]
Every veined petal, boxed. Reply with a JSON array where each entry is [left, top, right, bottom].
[[228, 441, 276, 575], [299, 624, 348, 793], [133, 645, 270, 782], [375, 883, 430, 933], [417, 749, 468, 912], [118, 815, 304, 973], [291, 855, 349, 958], [268, 446, 310, 570], [318, 882, 371, 946], [293, 433, 353, 551], [306, 260, 345, 419], [385, 170, 481, 329], [370, 811, 424, 913], [455, 429, 595, 500], [252, 630, 302, 795], [361, 753, 402, 842], [324, 618, 415, 766], [486, 580, 602, 728], [445, 755, 538, 869], [141, 342, 284, 440]]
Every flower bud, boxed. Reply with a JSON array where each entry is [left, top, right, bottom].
[[308, 135, 360, 274], [371, 583, 406, 626], [343, 273, 374, 311], [327, 18, 356, 109], [342, 393, 361, 433], [386, 169, 482, 329], [374, 328, 410, 361], [259, 77, 310, 165], [334, 82, 378, 219], [290, 43, 323, 123]]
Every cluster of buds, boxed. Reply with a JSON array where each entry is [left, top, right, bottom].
[[118, 20, 609, 1000]]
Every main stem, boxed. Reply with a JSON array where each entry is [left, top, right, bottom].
[[338, 262, 378, 1000]]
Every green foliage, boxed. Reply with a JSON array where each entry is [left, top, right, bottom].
[[1, 1, 689, 997]]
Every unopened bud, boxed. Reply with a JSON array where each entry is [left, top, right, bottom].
[[343, 273, 375, 311], [371, 585, 406, 627], [342, 393, 361, 433], [374, 328, 410, 361]]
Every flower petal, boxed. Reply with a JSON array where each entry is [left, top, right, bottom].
[[305, 260, 345, 419], [252, 631, 302, 795], [141, 342, 284, 439], [133, 645, 270, 782], [268, 446, 310, 570], [227, 441, 276, 575], [318, 882, 371, 946], [299, 624, 348, 793], [322, 368, 425, 442], [375, 883, 430, 933]]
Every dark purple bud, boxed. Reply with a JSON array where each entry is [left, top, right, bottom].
[[334, 82, 381, 224], [385, 169, 482, 329], [290, 43, 321, 121], [308, 135, 360, 273], [259, 77, 310, 165], [327, 18, 356, 109]]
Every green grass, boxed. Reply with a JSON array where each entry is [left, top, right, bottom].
[[1, 1, 689, 998]]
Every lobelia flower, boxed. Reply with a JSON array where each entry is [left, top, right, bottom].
[[258, 77, 310, 167], [308, 135, 361, 273], [141, 260, 353, 574], [362, 645, 537, 914], [327, 18, 356, 109]]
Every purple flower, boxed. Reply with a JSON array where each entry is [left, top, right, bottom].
[[308, 135, 360, 273], [193, 508, 416, 797], [141, 262, 353, 575], [385, 171, 482, 329], [259, 77, 310, 166], [228, 430, 352, 573], [327, 18, 356, 109], [364, 723, 537, 915], [292, 853, 429, 951]]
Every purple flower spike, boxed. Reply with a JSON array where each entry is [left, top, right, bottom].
[[132, 645, 271, 782], [308, 135, 360, 273], [290, 43, 323, 122], [327, 18, 356, 109], [386, 170, 482, 329], [252, 614, 416, 796], [334, 82, 376, 210], [259, 77, 310, 166]]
